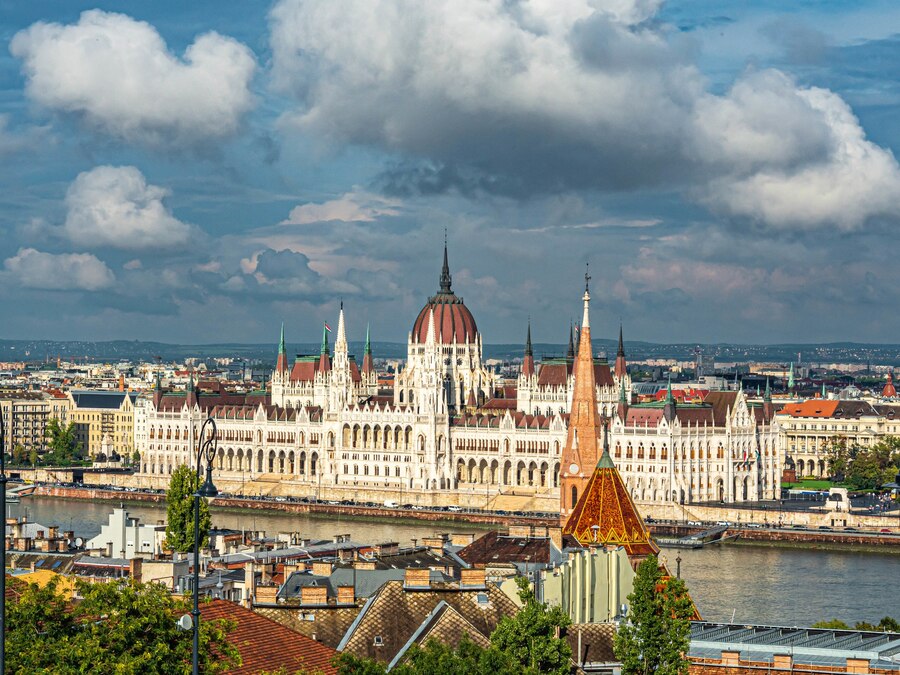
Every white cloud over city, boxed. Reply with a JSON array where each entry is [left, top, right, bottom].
[[11, 10, 256, 148], [63, 166, 195, 250]]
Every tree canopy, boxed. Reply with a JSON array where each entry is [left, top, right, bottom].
[[826, 435, 900, 489], [7, 577, 239, 674], [614, 555, 694, 675], [44, 418, 84, 465], [813, 616, 900, 632], [165, 463, 212, 552]]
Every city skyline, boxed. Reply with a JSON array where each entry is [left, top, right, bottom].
[[2, 1, 900, 344]]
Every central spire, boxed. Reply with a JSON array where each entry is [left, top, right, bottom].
[[439, 229, 452, 293]]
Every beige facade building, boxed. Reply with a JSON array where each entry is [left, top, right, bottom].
[[0, 390, 71, 459], [67, 391, 137, 460], [776, 399, 900, 478]]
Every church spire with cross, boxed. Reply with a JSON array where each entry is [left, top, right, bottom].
[[559, 268, 603, 523]]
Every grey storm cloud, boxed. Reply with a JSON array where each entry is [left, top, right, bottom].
[[270, 0, 900, 230]]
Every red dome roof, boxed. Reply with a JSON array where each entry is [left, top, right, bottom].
[[412, 293, 478, 344], [411, 240, 478, 344]]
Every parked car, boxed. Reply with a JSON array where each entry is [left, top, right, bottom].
[[447, 505, 462, 512], [687, 520, 703, 526]]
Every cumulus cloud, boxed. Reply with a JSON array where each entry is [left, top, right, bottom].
[[4, 248, 115, 291], [63, 165, 194, 250], [698, 80, 900, 230], [269, 0, 900, 229], [11, 10, 256, 147], [282, 191, 402, 225]]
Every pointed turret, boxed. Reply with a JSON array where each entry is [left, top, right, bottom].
[[821, 381, 827, 399], [522, 321, 535, 377], [426, 307, 437, 345], [764, 377, 772, 403], [185, 370, 197, 409], [787, 362, 795, 390], [560, 271, 603, 523], [617, 379, 629, 422], [663, 375, 676, 422], [335, 302, 348, 351], [318, 323, 331, 372], [153, 369, 163, 407], [563, 420, 659, 556], [566, 323, 575, 361], [275, 322, 289, 374], [362, 323, 375, 375], [614, 324, 627, 378]]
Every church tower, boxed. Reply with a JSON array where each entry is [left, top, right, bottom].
[[559, 271, 603, 523]]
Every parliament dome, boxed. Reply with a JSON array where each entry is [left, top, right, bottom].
[[411, 242, 479, 344]]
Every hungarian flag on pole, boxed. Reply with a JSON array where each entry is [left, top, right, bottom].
[[324, 322, 332, 332]]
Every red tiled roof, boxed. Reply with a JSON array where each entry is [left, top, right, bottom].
[[536, 361, 614, 387], [201, 599, 337, 675], [779, 400, 839, 418], [412, 294, 478, 344]]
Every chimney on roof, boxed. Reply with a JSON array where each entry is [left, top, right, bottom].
[[311, 561, 333, 577], [460, 568, 486, 589], [337, 585, 355, 605], [300, 585, 328, 606], [129, 558, 142, 583], [403, 568, 431, 589], [243, 561, 256, 608]]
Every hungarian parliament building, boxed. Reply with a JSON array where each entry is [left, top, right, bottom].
[[134, 245, 781, 508]]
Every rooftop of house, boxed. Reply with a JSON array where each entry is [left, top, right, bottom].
[[202, 599, 338, 675], [689, 622, 900, 672]]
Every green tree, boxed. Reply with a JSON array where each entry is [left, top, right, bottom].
[[45, 418, 83, 465], [165, 464, 211, 552], [11, 443, 27, 465], [812, 618, 850, 630], [132, 449, 141, 467], [489, 577, 572, 675], [7, 577, 240, 673], [614, 555, 694, 675], [825, 436, 855, 481], [28, 447, 38, 468]]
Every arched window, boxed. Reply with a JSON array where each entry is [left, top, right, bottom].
[[571, 485, 578, 508]]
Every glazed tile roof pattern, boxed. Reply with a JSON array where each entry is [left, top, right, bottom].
[[689, 622, 900, 672], [562, 452, 659, 556], [255, 605, 362, 649], [338, 580, 518, 664], [202, 599, 338, 674], [388, 602, 492, 670]]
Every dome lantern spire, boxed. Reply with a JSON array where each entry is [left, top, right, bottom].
[[439, 229, 452, 293]]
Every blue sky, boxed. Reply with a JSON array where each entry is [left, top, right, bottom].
[[2, 0, 900, 347]]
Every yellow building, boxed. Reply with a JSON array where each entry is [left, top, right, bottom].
[[776, 400, 900, 478], [67, 391, 137, 460]]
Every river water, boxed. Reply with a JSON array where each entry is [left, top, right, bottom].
[[11, 497, 900, 628]]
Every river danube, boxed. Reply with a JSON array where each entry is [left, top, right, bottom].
[[12, 497, 899, 627]]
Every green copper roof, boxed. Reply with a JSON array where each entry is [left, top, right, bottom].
[[364, 323, 371, 356], [278, 322, 286, 355]]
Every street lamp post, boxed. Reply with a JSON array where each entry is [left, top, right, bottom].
[[1, 410, 6, 674], [192, 417, 218, 675]]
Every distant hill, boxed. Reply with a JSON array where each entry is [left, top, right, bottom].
[[2, 338, 899, 366]]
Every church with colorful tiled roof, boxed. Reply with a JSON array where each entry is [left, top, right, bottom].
[[134, 241, 781, 509]]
